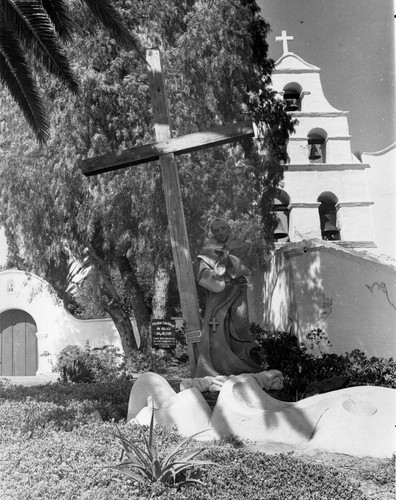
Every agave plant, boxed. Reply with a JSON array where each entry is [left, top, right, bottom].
[[108, 408, 216, 489]]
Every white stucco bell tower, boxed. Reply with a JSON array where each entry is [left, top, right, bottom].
[[252, 31, 396, 360], [271, 31, 376, 250]]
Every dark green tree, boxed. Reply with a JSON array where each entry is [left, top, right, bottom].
[[0, 0, 295, 362]]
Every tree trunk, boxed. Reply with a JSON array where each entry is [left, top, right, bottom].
[[102, 294, 139, 362], [152, 259, 172, 319], [116, 255, 151, 347], [87, 246, 141, 361]]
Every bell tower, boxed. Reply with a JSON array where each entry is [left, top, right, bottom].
[[271, 31, 376, 250]]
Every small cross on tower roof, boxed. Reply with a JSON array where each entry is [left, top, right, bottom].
[[276, 30, 294, 55]]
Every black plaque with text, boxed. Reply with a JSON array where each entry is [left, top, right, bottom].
[[151, 319, 176, 349]]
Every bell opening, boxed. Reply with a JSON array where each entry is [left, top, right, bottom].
[[309, 144, 321, 160], [273, 212, 289, 241]]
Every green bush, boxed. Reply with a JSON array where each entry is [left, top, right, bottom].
[[54, 343, 124, 382], [0, 379, 133, 423], [250, 324, 396, 401]]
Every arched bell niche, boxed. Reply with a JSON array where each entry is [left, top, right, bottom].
[[317, 192, 340, 241], [308, 128, 327, 163], [273, 190, 291, 242]]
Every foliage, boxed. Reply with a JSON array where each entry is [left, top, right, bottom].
[[0, 0, 295, 364], [54, 343, 124, 382], [53, 342, 189, 382], [0, 378, 132, 422], [1, 379, 394, 499], [0, 403, 372, 500], [109, 409, 215, 491], [0, 0, 143, 142], [61, 358, 95, 383], [251, 324, 396, 401]]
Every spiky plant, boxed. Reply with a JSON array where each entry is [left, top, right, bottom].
[[108, 408, 216, 489]]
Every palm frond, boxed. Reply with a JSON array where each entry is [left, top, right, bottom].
[[2, 0, 78, 92], [82, 0, 144, 59], [0, 24, 49, 143], [40, 0, 73, 41]]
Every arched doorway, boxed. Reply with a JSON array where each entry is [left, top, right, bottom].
[[0, 310, 38, 376]]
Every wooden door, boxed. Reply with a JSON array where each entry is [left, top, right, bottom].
[[0, 310, 38, 376]]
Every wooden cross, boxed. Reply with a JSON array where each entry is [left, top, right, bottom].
[[80, 48, 254, 376], [275, 30, 294, 54]]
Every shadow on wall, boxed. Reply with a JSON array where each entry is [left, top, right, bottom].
[[256, 239, 396, 358], [258, 242, 327, 351]]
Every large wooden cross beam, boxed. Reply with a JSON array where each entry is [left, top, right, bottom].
[[80, 48, 254, 376]]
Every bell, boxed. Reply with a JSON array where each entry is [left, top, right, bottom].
[[274, 213, 288, 240], [323, 221, 339, 238], [309, 144, 321, 160], [285, 98, 299, 111]]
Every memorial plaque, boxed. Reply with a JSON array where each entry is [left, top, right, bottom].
[[185, 330, 202, 345], [151, 319, 176, 349]]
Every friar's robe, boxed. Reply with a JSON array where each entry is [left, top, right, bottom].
[[195, 234, 261, 377]]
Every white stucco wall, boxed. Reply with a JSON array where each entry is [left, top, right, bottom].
[[0, 228, 7, 267], [256, 240, 396, 359], [281, 165, 375, 243], [0, 269, 140, 374], [362, 144, 396, 259]]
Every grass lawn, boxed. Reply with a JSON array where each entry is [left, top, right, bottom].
[[0, 378, 394, 500]]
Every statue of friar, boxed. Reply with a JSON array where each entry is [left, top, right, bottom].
[[195, 218, 262, 377]]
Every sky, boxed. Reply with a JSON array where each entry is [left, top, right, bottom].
[[258, 0, 395, 154]]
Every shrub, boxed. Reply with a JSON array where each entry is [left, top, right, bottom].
[[54, 343, 124, 382], [61, 359, 95, 383], [250, 324, 396, 401], [0, 379, 133, 422]]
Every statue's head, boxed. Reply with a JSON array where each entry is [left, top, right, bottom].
[[211, 218, 230, 244]]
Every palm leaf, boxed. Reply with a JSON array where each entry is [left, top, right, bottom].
[[41, 0, 73, 41], [0, 23, 49, 142], [2, 0, 78, 92], [82, 0, 144, 59]]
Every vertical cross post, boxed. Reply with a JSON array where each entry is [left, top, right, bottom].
[[146, 48, 200, 375]]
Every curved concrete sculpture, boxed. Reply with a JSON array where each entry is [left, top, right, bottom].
[[127, 372, 213, 437], [127, 372, 396, 458], [211, 375, 396, 458]]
